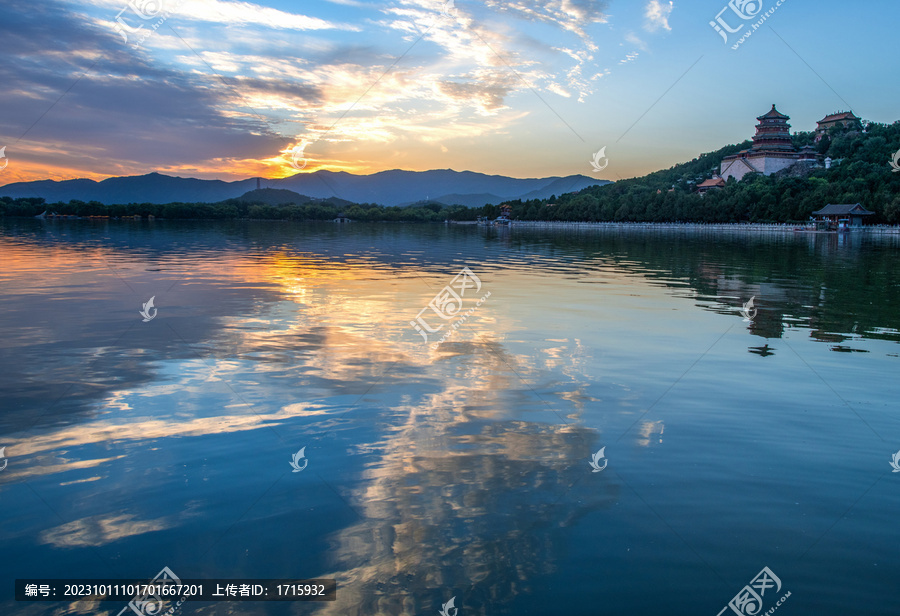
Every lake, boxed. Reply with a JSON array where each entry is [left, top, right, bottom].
[[1, 219, 899, 615]]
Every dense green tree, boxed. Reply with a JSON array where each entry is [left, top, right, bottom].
[[4, 121, 899, 223]]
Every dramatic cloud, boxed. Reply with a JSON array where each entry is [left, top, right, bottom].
[[436, 70, 519, 114], [83, 0, 360, 32], [0, 0, 656, 182], [484, 0, 609, 44], [644, 0, 673, 32]]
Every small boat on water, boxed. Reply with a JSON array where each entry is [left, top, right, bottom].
[[477, 204, 512, 226], [492, 204, 512, 226]]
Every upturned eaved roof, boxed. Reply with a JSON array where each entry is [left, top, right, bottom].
[[697, 177, 726, 188], [812, 203, 874, 216], [758, 104, 789, 120], [817, 111, 859, 125]]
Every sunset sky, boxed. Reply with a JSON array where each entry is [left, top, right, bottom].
[[1, 0, 898, 185]]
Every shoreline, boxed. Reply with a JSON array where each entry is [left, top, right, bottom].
[[8, 216, 900, 234], [499, 221, 900, 234]]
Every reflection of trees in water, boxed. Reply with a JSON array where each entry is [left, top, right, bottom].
[[506, 227, 900, 344], [5, 219, 898, 345]]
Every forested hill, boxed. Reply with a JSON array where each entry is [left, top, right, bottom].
[[484, 121, 900, 223], [3, 123, 899, 224]]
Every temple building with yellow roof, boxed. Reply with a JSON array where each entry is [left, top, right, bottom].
[[719, 104, 801, 182]]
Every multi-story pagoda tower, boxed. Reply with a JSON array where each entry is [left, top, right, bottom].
[[720, 104, 800, 182], [751, 105, 794, 152]]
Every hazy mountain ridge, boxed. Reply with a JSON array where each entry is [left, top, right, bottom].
[[1, 169, 607, 207]]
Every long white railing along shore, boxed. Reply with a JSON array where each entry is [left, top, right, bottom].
[[500, 221, 900, 233]]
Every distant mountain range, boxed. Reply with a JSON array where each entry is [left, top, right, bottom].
[[0, 170, 609, 208]]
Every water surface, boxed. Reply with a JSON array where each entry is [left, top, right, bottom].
[[1, 220, 899, 615]]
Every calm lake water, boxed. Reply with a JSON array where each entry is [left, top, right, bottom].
[[1, 219, 899, 616]]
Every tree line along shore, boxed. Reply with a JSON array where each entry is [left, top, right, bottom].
[[3, 121, 899, 224]]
